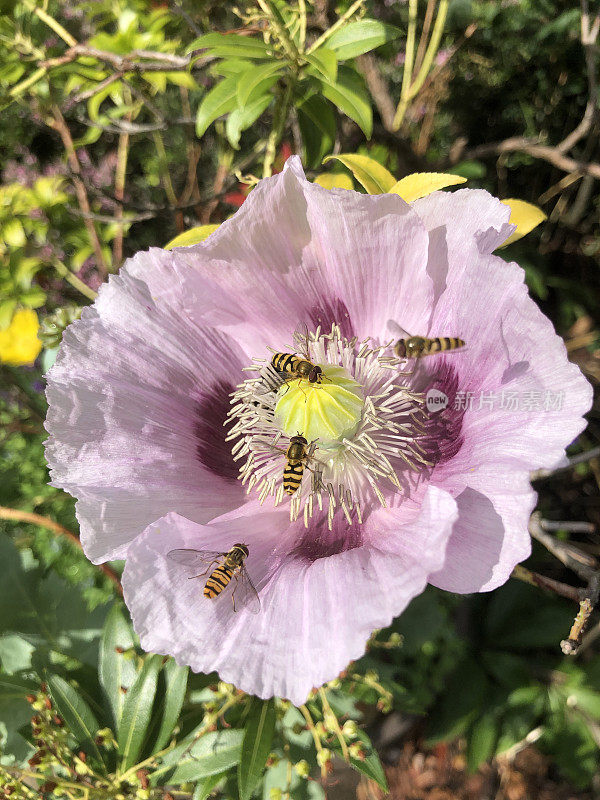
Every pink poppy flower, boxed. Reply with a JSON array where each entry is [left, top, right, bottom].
[[45, 157, 591, 704]]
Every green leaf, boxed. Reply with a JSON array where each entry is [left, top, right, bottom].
[[426, 658, 489, 745], [152, 729, 244, 785], [0, 674, 37, 698], [0, 635, 34, 674], [319, 66, 372, 137], [151, 660, 189, 752], [236, 62, 283, 108], [118, 654, 161, 771], [188, 33, 272, 60], [194, 770, 229, 800], [297, 94, 336, 169], [326, 19, 402, 60], [165, 224, 220, 249], [226, 93, 273, 149], [47, 675, 105, 768], [466, 712, 497, 772], [334, 730, 388, 792], [98, 603, 138, 731], [303, 48, 338, 83], [238, 698, 276, 800], [323, 153, 396, 194], [196, 76, 239, 138]]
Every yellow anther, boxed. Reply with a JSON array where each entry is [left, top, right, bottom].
[[274, 365, 363, 447]]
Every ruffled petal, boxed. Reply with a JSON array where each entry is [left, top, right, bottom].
[[45, 249, 248, 563], [122, 487, 457, 705], [417, 234, 591, 592], [410, 188, 514, 312], [179, 157, 432, 347]]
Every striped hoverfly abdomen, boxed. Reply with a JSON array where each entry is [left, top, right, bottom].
[[271, 352, 323, 384], [166, 543, 260, 613], [394, 336, 465, 359]]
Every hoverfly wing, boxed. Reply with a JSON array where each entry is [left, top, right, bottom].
[[387, 320, 412, 339], [234, 564, 261, 614], [166, 549, 223, 570]]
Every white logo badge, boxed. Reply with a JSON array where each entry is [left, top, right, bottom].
[[426, 389, 448, 413]]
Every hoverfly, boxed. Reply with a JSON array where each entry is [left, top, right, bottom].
[[390, 322, 465, 360], [166, 544, 260, 613], [283, 434, 314, 495], [256, 434, 322, 495], [260, 326, 327, 394]]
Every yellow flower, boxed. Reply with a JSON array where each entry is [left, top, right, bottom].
[[0, 308, 42, 366]]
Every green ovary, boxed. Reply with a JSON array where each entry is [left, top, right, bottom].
[[274, 365, 363, 447]]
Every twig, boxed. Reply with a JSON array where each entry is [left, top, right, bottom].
[[41, 44, 192, 72], [528, 513, 598, 581], [0, 507, 122, 595], [64, 72, 123, 111], [393, 0, 449, 129], [48, 107, 109, 277], [299, 704, 328, 780], [29, 4, 77, 47], [561, 596, 595, 654], [152, 131, 178, 207], [318, 688, 349, 761], [530, 446, 600, 481], [357, 54, 396, 131], [307, 0, 365, 54], [51, 258, 98, 301], [113, 127, 130, 266], [453, 138, 600, 179], [413, 0, 436, 76], [539, 519, 596, 535], [511, 564, 582, 603]]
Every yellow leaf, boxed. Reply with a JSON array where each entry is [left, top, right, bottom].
[[323, 154, 396, 194], [389, 172, 467, 202], [165, 224, 220, 249], [313, 172, 354, 191], [0, 309, 42, 366], [498, 199, 547, 247]]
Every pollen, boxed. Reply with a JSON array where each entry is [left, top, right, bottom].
[[226, 325, 429, 529], [274, 365, 363, 447]]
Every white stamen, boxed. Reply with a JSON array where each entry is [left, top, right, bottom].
[[226, 324, 427, 526]]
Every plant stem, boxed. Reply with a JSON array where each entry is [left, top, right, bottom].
[[0, 506, 123, 594], [152, 131, 178, 207], [511, 564, 582, 603], [113, 129, 130, 267], [52, 258, 98, 301], [31, 5, 78, 47], [263, 81, 293, 177], [307, 0, 365, 54], [49, 107, 109, 277], [298, 0, 307, 52], [408, 0, 448, 99], [393, 0, 449, 129], [394, 0, 418, 130], [299, 704, 327, 780], [256, 0, 299, 60], [319, 688, 349, 761]]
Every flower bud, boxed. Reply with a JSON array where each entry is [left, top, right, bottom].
[[348, 743, 366, 760], [323, 711, 338, 733], [39, 305, 82, 349], [316, 748, 332, 768], [294, 760, 310, 778], [314, 721, 327, 739], [342, 720, 359, 739]]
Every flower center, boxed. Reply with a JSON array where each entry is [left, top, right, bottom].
[[226, 325, 429, 528], [274, 365, 363, 446]]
